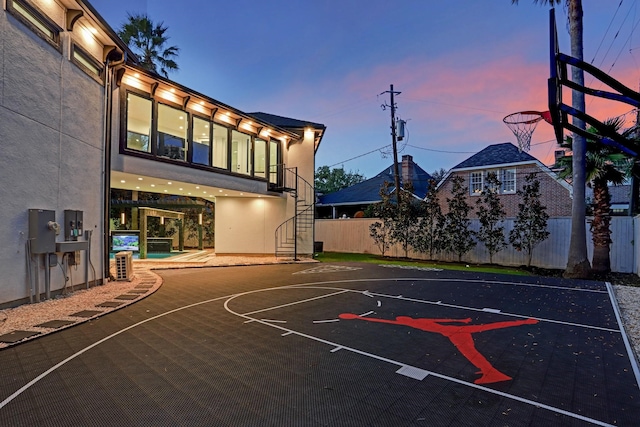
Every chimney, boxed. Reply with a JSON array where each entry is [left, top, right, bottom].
[[401, 155, 413, 186]]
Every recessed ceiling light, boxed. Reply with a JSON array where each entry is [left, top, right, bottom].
[[199, 100, 205, 105], [120, 180, 125, 183], [240, 193, 244, 196], [219, 190, 223, 192], [138, 177, 143, 181], [136, 186, 140, 189], [203, 191, 207, 194], [170, 88, 176, 93], [151, 184, 155, 187], [179, 188, 183, 191], [195, 186, 200, 189], [167, 182, 172, 185], [134, 73, 140, 78], [164, 190, 168, 192]]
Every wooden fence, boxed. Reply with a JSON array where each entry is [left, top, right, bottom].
[[315, 216, 639, 274]]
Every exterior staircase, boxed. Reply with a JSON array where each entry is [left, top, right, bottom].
[[275, 167, 314, 259]]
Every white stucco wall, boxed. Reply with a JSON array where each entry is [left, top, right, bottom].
[[281, 129, 317, 254], [213, 196, 286, 254], [0, 5, 107, 306]]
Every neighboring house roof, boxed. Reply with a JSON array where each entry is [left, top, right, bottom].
[[437, 142, 573, 195], [317, 156, 432, 206], [452, 142, 537, 169]]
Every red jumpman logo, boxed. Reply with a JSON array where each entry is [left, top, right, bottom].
[[339, 313, 538, 385]]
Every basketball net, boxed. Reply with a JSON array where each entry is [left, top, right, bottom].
[[503, 111, 552, 152]]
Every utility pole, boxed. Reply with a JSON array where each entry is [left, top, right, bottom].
[[381, 84, 402, 208]]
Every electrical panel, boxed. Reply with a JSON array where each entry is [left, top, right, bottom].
[[64, 210, 84, 241], [28, 209, 57, 254]]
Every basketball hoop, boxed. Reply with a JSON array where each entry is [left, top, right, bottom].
[[503, 111, 552, 152]]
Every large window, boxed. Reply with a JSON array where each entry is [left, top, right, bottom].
[[192, 117, 211, 166], [126, 93, 152, 153], [254, 138, 267, 178], [269, 140, 280, 185], [7, 0, 61, 50], [212, 123, 228, 169], [231, 130, 252, 175], [157, 104, 187, 161]]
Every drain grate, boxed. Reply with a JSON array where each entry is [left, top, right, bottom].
[[35, 320, 76, 329], [0, 330, 40, 343], [96, 301, 124, 308], [70, 310, 104, 318]]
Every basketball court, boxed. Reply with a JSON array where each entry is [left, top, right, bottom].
[[0, 263, 638, 426]]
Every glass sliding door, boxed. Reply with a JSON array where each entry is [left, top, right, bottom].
[[231, 130, 252, 175], [126, 93, 152, 152], [269, 140, 280, 185], [212, 123, 228, 169], [157, 104, 187, 161], [254, 138, 266, 178], [192, 117, 211, 166]]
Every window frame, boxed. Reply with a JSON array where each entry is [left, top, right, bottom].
[[500, 168, 517, 194], [470, 172, 483, 195], [71, 43, 105, 83], [124, 90, 153, 154], [191, 115, 213, 167], [119, 85, 274, 182], [156, 102, 188, 162], [6, 0, 62, 51]]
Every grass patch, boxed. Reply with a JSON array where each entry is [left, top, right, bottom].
[[315, 252, 529, 276]]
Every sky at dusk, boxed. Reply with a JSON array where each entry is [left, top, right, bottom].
[[89, 0, 640, 179]]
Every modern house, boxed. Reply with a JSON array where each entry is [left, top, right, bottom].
[[436, 143, 573, 218], [0, 0, 324, 307], [316, 155, 432, 218]]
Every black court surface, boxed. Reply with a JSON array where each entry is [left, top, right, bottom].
[[0, 263, 638, 426]]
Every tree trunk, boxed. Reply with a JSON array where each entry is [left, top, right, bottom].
[[563, 0, 591, 279], [590, 180, 612, 273]]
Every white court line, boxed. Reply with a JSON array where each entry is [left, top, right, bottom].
[[241, 290, 349, 316], [313, 319, 339, 324], [606, 282, 640, 390], [261, 319, 287, 324], [224, 292, 615, 427], [288, 284, 620, 333], [360, 311, 375, 317], [483, 308, 501, 313]]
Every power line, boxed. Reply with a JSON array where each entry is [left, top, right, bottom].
[[327, 144, 391, 168]]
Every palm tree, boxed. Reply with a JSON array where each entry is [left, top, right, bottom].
[[554, 117, 633, 273], [512, 0, 590, 278], [118, 13, 179, 77]]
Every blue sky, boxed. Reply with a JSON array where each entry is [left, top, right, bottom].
[[89, 0, 640, 179]]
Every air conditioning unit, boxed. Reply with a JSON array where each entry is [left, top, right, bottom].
[[115, 251, 133, 281]]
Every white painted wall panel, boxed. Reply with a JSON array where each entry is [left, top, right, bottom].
[[215, 197, 286, 254]]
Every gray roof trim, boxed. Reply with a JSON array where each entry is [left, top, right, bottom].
[[451, 160, 537, 172], [316, 200, 380, 207]]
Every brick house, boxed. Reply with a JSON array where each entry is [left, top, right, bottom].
[[436, 143, 572, 218]]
